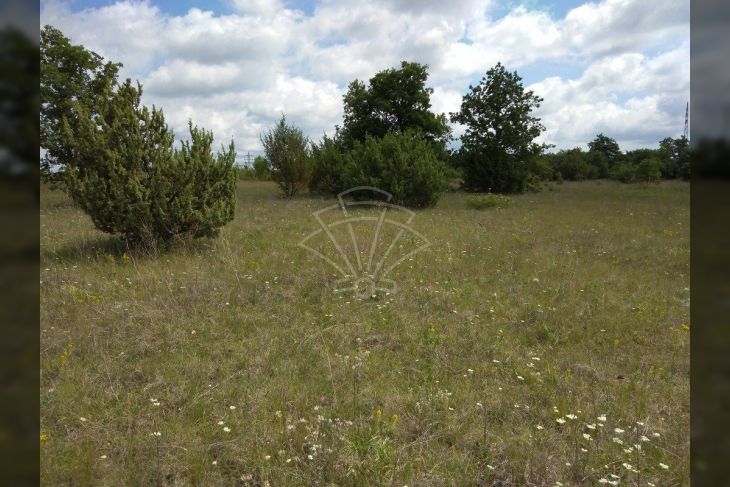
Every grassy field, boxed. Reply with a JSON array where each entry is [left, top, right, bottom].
[[40, 180, 689, 486]]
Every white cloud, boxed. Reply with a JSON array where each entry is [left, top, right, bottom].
[[529, 44, 689, 149], [40, 0, 689, 153]]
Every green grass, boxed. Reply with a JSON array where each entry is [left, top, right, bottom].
[[465, 193, 511, 210], [40, 180, 689, 486]]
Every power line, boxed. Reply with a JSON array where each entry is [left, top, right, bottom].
[[242, 152, 252, 167]]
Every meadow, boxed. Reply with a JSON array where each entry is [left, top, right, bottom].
[[40, 180, 689, 486]]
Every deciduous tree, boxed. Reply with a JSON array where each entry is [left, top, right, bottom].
[[341, 61, 450, 157], [40, 25, 120, 185], [450, 62, 546, 193]]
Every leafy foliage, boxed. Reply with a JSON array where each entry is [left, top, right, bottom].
[[61, 80, 236, 245], [341, 61, 450, 152], [41, 25, 121, 186], [549, 148, 598, 181], [658, 136, 690, 180], [635, 157, 663, 183], [309, 62, 450, 202], [261, 115, 312, 198], [253, 156, 271, 180], [588, 133, 623, 169], [237, 156, 270, 181], [342, 131, 448, 208], [450, 63, 546, 193], [609, 162, 636, 183], [309, 133, 350, 195], [533, 134, 689, 185]]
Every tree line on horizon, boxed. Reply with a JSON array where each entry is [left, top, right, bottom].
[[40, 25, 689, 245]]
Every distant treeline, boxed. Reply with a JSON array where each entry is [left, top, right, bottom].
[[533, 133, 690, 185]]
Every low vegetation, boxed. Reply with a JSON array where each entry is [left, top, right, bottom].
[[40, 180, 689, 486], [39, 24, 690, 487], [465, 193, 511, 210]]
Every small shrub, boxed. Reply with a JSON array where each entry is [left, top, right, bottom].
[[61, 80, 236, 246], [261, 115, 311, 198], [466, 193, 510, 209], [342, 131, 448, 208], [253, 156, 271, 180]]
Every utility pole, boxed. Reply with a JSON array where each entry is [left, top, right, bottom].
[[683, 101, 689, 140]]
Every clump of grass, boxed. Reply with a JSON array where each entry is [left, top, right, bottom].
[[466, 193, 511, 209]]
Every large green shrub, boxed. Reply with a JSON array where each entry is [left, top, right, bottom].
[[62, 80, 236, 245], [342, 132, 447, 208], [309, 134, 350, 195], [609, 162, 637, 183], [261, 115, 311, 198], [551, 148, 597, 181], [635, 157, 662, 183]]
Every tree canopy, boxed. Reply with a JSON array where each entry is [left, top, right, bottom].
[[41, 25, 122, 183], [450, 62, 546, 193], [341, 61, 450, 152], [588, 133, 623, 165]]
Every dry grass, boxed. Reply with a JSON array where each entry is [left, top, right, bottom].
[[40, 180, 689, 486]]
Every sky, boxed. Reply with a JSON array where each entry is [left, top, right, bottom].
[[40, 0, 690, 159]]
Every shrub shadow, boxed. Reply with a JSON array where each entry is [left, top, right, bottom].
[[46, 233, 217, 264]]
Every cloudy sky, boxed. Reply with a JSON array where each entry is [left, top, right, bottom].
[[40, 0, 689, 159]]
